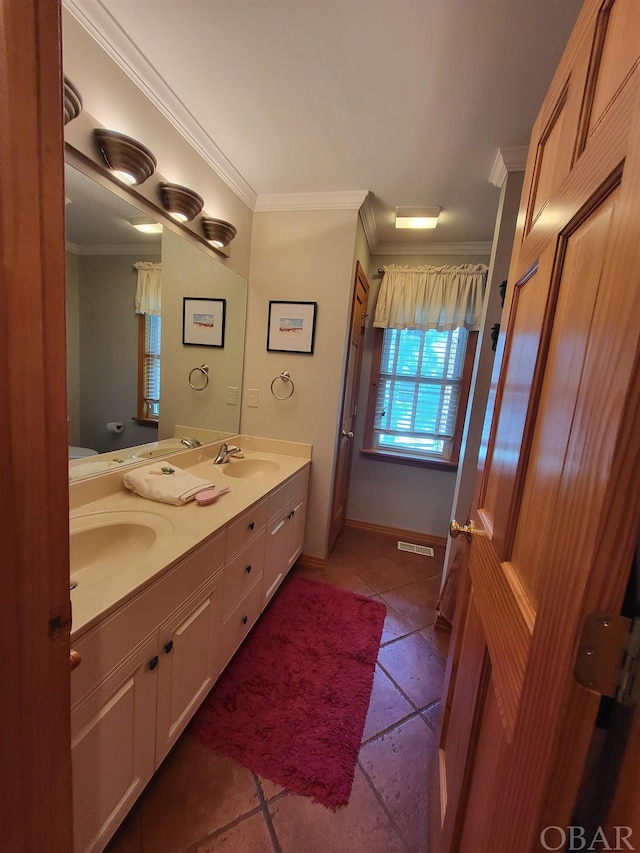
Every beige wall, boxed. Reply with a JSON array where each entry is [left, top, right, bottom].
[[347, 251, 492, 539], [243, 208, 361, 558], [61, 10, 252, 280], [160, 230, 247, 439]]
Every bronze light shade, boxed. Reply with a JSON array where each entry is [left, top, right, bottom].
[[63, 76, 82, 125], [202, 217, 237, 248], [94, 129, 157, 186], [159, 182, 204, 222]]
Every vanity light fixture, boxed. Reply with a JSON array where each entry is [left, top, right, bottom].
[[395, 206, 441, 229], [202, 217, 237, 248], [63, 76, 82, 125], [94, 128, 157, 186], [159, 182, 204, 223], [126, 216, 163, 235]]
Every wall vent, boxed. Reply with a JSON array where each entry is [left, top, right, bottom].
[[397, 541, 435, 557]]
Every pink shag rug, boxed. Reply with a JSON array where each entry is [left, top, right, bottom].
[[190, 574, 386, 810]]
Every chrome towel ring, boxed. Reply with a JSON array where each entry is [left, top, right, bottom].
[[270, 371, 295, 400], [189, 364, 209, 391]]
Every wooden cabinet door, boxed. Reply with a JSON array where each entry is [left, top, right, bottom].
[[287, 491, 308, 570], [264, 508, 290, 604], [71, 636, 158, 853], [155, 574, 223, 765], [436, 1, 640, 850]]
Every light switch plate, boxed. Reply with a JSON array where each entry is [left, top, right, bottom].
[[247, 388, 258, 408], [227, 386, 238, 405]]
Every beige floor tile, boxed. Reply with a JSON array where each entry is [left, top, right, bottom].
[[193, 811, 275, 852], [362, 664, 414, 741], [375, 597, 415, 645], [135, 735, 261, 853], [377, 632, 445, 709], [380, 576, 442, 631], [359, 715, 436, 852], [269, 765, 406, 853], [419, 624, 451, 659]]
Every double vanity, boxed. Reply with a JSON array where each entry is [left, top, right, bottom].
[[69, 435, 311, 853]]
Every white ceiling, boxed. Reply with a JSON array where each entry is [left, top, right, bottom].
[[64, 0, 583, 254]]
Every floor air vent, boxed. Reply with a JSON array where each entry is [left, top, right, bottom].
[[397, 541, 435, 557]]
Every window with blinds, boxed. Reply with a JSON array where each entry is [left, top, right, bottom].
[[139, 314, 161, 419], [364, 327, 474, 463]]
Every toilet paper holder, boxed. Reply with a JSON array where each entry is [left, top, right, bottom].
[[106, 421, 125, 434]]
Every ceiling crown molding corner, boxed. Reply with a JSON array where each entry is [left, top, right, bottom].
[[359, 193, 379, 254], [254, 190, 369, 212], [488, 145, 529, 188], [373, 240, 493, 257], [63, 0, 257, 209]]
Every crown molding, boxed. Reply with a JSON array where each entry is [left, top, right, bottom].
[[66, 241, 160, 256], [254, 190, 369, 212], [488, 145, 529, 188], [359, 193, 379, 254], [373, 240, 493, 257], [63, 0, 257, 209]]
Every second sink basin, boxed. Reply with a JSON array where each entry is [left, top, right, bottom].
[[219, 458, 280, 479], [70, 510, 173, 587]]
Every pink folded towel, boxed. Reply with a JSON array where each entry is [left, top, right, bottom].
[[123, 460, 216, 506]]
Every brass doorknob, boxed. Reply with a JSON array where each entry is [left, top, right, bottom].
[[342, 430, 354, 439], [449, 519, 476, 542]]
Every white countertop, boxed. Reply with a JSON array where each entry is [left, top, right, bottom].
[[69, 436, 311, 640]]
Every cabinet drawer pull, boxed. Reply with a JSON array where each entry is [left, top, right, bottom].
[[70, 650, 82, 671], [148, 655, 159, 671], [241, 615, 248, 625], [248, 521, 255, 531], [245, 564, 252, 574], [163, 640, 174, 655]]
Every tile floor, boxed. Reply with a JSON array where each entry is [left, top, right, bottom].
[[106, 525, 449, 853]]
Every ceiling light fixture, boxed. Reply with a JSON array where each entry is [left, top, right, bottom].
[[202, 217, 237, 248], [159, 182, 204, 223], [126, 216, 163, 235], [395, 206, 441, 229], [94, 128, 157, 186], [63, 76, 82, 125]]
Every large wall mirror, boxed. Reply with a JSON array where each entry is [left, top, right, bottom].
[[65, 161, 247, 479]]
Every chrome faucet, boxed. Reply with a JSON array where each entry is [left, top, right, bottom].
[[180, 436, 202, 449], [213, 442, 242, 464]]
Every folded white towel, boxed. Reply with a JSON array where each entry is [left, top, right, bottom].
[[123, 460, 215, 506]]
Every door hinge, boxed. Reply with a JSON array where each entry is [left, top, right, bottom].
[[574, 613, 640, 707]]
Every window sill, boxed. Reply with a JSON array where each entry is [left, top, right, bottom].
[[132, 417, 159, 428], [359, 447, 458, 472]]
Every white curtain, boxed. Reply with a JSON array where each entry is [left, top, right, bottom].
[[373, 263, 488, 331], [133, 262, 162, 315]]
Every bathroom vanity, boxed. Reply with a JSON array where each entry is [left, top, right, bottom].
[[68, 436, 311, 853]]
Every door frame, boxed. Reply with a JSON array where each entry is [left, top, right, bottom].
[[1, 0, 73, 848]]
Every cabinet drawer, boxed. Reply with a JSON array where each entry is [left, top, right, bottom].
[[225, 498, 268, 559], [220, 577, 263, 668], [223, 531, 266, 616], [71, 530, 225, 707], [268, 467, 309, 522]]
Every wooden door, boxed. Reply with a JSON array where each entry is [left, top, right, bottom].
[[0, 0, 74, 849], [435, 1, 640, 850], [328, 261, 369, 550]]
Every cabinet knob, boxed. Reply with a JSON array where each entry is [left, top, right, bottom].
[[248, 521, 255, 531], [245, 564, 252, 574], [163, 640, 174, 655], [241, 615, 248, 625], [148, 655, 159, 671]]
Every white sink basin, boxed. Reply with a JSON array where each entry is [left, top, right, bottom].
[[128, 440, 186, 459], [219, 458, 280, 479], [69, 510, 173, 587]]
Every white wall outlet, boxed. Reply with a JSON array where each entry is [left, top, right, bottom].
[[226, 386, 238, 406], [247, 388, 259, 408]]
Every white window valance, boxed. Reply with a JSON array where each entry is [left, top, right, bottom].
[[133, 262, 162, 316], [373, 263, 488, 332]]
